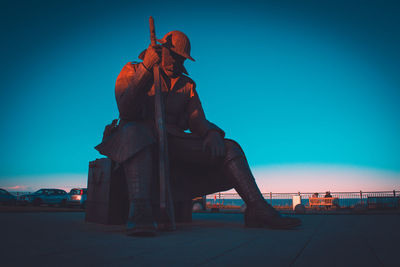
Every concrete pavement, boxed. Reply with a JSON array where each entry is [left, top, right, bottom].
[[1, 212, 398, 266]]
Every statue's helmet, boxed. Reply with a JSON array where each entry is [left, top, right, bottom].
[[158, 31, 195, 61]]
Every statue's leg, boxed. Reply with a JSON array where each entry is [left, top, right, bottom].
[[223, 140, 301, 229], [123, 145, 157, 236]]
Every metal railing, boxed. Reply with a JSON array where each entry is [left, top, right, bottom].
[[207, 190, 400, 209], [10, 190, 399, 209]]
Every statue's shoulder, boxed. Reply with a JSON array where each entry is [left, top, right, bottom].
[[180, 74, 196, 89], [128, 61, 141, 69], [120, 61, 141, 71]]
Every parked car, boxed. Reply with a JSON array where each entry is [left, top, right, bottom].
[[17, 189, 68, 206], [16, 194, 30, 205], [192, 196, 206, 211], [67, 188, 87, 208], [0, 188, 16, 205]]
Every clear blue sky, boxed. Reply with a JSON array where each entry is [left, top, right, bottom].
[[0, 0, 399, 190]]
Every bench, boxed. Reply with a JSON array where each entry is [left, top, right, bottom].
[[309, 197, 339, 208]]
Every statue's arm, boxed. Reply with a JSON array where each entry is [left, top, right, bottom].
[[115, 62, 152, 117], [186, 83, 225, 138]]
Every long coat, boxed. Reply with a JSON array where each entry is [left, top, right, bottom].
[[95, 62, 234, 199]]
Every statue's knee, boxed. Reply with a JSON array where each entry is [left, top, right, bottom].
[[224, 139, 245, 163]]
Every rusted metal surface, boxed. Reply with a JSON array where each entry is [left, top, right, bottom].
[[93, 17, 303, 232], [150, 16, 176, 231], [85, 158, 128, 224]]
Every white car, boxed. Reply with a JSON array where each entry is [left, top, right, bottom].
[[18, 189, 68, 206], [67, 188, 87, 208]]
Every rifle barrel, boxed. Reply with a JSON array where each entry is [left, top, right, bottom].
[[149, 16, 157, 46]]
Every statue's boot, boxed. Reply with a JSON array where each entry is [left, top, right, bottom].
[[126, 199, 157, 236], [123, 147, 157, 236], [224, 156, 301, 229]]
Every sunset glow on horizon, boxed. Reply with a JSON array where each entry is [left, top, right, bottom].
[[2, 164, 398, 194]]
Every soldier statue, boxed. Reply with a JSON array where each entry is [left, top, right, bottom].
[[96, 26, 301, 236]]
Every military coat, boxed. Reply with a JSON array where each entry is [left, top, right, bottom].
[[95, 62, 234, 198]]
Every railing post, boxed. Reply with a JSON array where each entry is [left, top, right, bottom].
[[360, 190, 363, 205], [394, 190, 396, 197], [270, 192, 272, 206]]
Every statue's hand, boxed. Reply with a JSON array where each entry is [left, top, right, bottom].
[[142, 44, 162, 70], [203, 131, 225, 158]]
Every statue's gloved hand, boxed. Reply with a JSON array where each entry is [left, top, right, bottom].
[[203, 131, 225, 159], [142, 44, 162, 70]]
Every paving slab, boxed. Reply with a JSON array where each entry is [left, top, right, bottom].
[[0, 212, 398, 266]]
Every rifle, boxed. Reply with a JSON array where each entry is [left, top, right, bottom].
[[149, 16, 176, 231]]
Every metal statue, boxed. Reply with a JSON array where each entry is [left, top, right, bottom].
[[96, 17, 301, 236]]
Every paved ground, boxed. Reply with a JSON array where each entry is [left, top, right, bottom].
[[1, 212, 399, 266]]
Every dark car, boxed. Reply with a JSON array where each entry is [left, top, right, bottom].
[[67, 188, 87, 208], [17, 193, 30, 205], [0, 188, 16, 205], [17, 189, 68, 206]]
